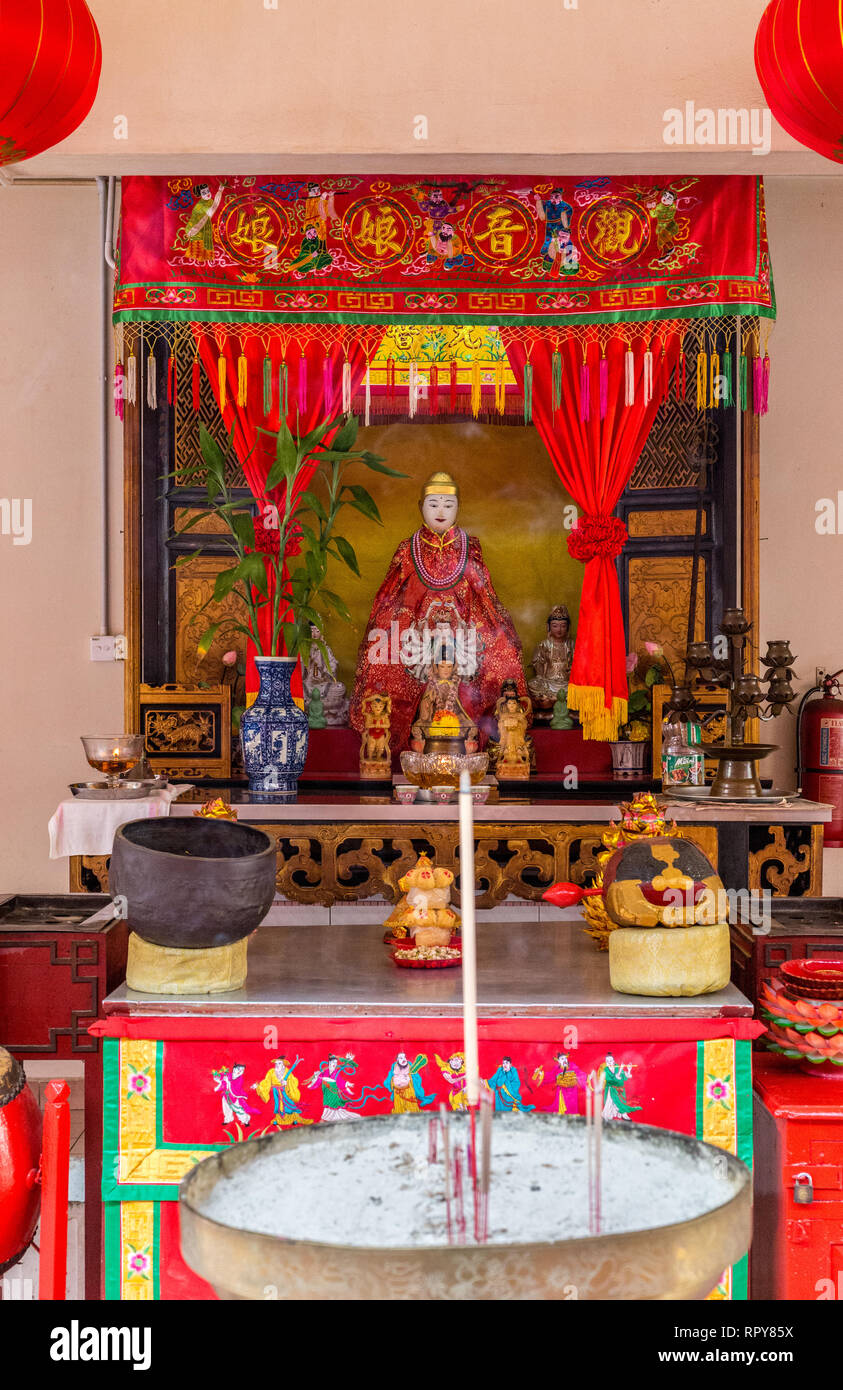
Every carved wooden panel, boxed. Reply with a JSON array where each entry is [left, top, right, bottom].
[[627, 554, 706, 675], [139, 684, 231, 777], [174, 336, 243, 486], [628, 509, 707, 538], [69, 820, 820, 903], [175, 553, 248, 684], [749, 825, 823, 898], [629, 397, 719, 490]]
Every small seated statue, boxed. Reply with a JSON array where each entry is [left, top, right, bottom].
[[409, 651, 478, 752], [550, 687, 575, 730], [359, 691, 391, 778], [306, 687, 327, 730], [302, 625, 350, 727], [529, 604, 575, 719], [488, 679, 534, 778], [384, 852, 460, 947]]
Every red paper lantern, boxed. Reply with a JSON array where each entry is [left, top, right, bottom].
[[755, 0, 843, 163], [0, 0, 102, 167]]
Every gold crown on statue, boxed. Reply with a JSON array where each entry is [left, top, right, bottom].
[[421, 471, 459, 500]]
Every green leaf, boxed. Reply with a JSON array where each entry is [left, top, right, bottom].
[[331, 535, 360, 575], [359, 453, 408, 477], [627, 689, 651, 715], [238, 552, 270, 597], [197, 622, 221, 657], [213, 567, 241, 604], [265, 418, 299, 491], [299, 415, 342, 456], [229, 511, 256, 552], [329, 413, 359, 453], [172, 551, 202, 568], [347, 483, 382, 524], [321, 589, 352, 622], [296, 489, 328, 523], [644, 663, 662, 688], [199, 424, 227, 500]]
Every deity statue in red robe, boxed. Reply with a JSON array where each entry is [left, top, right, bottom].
[[350, 471, 527, 756]]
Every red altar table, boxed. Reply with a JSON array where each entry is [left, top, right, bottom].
[[753, 1055, 843, 1300], [94, 919, 760, 1301], [0, 894, 127, 1300]]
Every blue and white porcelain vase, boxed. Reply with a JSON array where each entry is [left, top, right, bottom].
[[240, 656, 309, 798]]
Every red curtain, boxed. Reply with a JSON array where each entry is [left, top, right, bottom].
[[502, 332, 680, 740], [192, 331, 376, 695]]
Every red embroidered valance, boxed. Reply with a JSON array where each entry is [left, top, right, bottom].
[[114, 173, 774, 329]]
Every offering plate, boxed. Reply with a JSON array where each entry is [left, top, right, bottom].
[[69, 781, 160, 800]]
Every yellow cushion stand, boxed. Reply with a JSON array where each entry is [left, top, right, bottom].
[[608, 921, 731, 997], [126, 932, 249, 995]]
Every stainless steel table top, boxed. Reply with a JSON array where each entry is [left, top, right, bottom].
[[103, 917, 753, 1019], [168, 793, 831, 824]]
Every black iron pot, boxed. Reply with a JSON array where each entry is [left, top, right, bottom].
[[110, 818, 276, 950]]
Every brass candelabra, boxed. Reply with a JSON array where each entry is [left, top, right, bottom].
[[665, 606, 796, 798]]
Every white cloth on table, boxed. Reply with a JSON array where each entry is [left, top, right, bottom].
[[48, 786, 193, 859]]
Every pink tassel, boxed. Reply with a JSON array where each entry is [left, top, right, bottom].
[[113, 363, 125, 421], [754, 354, 770, 415], [323, 354, 333, 416], [430, 363, 439, 416], [298, 354, 307, 416], [580, 360, 590, 421], [599, 355, 608, 420]]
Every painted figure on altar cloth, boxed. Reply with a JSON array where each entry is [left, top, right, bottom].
[[291, 182, 338, 273], [487, 1057, 536, 1114], [646, 189, 680, 261], [529, 605, 575, 712], [350, 471, 528, 755], [590, 1054, 642, 1121], [384, 1052, 436, 1113], [435, 1052, 470, 1111], [182, 183, 226, 262], [306, 1054, 360, 1122], [532, 188, 576, 274], [532, 1051, 588, 1116], [213, 1064, 258, 1129], [253, 1056, 313, 1129]]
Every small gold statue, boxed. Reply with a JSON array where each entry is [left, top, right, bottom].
[[359, 691, 392, 778], [409, 652, 478, 751], [384, 851, 460, 947], [489, 679, 533, 779]]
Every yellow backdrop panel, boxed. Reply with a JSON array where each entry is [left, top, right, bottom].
[[323, 423, 582, 691]]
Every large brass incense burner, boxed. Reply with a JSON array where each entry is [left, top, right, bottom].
[[667, 607, 795, 799], [179, 1113, 751, 1302]]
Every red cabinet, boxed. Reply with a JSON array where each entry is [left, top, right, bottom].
[[753, 1055, 843, 1300]]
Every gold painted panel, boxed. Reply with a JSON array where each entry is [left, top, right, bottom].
[[628, 510, 707, 538], [628, 555, 706, 674], [175, 553, 247, 685]]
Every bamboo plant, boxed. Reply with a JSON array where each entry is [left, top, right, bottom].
[[174, 412, 406, 671]]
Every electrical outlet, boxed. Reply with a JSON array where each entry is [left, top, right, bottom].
[[90, 635, 128, 662], [816, 666, 828, 688], [90, 635, 116, 661]]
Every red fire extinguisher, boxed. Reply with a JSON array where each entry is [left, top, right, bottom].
[[799, 669, 843, 847], [0, 1046, 42, 1277]]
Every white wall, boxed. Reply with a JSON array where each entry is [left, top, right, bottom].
[[0, 185, 123, 891]]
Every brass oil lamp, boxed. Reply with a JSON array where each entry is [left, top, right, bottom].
[[666, 609, 795, 798]]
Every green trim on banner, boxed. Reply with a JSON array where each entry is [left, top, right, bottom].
[[695, 1037, 705, 1140], [104, 1201, 122, 1301], [102, 1037, 120, 1202], [113, 302, 776, 330]]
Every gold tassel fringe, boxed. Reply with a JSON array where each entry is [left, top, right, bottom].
[[566, 685, 628, 742]]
